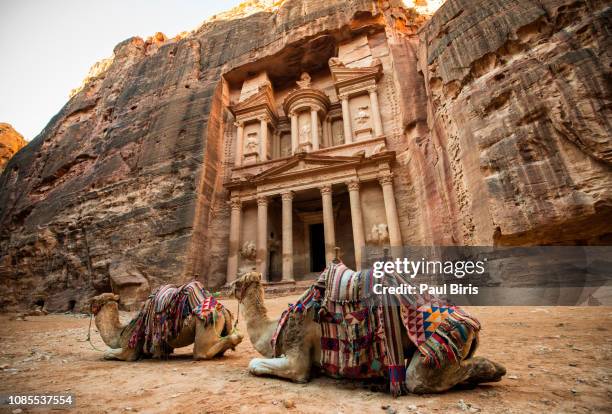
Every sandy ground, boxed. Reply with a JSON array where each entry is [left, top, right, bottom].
[[0, 295, 611, 414]]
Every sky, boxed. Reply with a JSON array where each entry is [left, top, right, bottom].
[[0, 0, 244, 141]]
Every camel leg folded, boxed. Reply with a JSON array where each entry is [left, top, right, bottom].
[[405, 352, 471, 394], [193, 318, 243, 360], [103, 346, 140, 362], [460, 356, 506, 385], [406, 353, 507, 394], [248, 353, 312, 383], [406, 328, 505, 393]]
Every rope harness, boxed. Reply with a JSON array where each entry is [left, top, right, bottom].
[[81, 304, 104, 352]]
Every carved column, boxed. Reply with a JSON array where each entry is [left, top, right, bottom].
[[368, 87, 384, 137], [259, 117, 268, 161], [234, 122, 244, 166], [226, 196, 242, 284], [325, 118, 332, 148], [320, 185, 336, 263], [379, 174, 402, 248], [311, 109, 319, 151], [290, 111, 298, 154], [281, 191, 294, 281], [347, 181, 366, 270], [256, 195, 269, 281], [340, 94, 353, 144]]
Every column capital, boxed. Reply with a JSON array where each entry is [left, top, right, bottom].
[[320, 185, 332, 196], [378, 173, 394, 186], [281, 191, 294, 201], [256, 195, 269, 206], [234, 121, 244, 128], [230, 196, 242, 210], [289, 110, 298, 118], [367, 86, 378, 94], [338, 93, 349, 101], [346, 180, 360, 192], [258, 115, 270, 123]]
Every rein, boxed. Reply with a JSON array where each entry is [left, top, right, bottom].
[[232, 277, 254, 331], [82, 303, 105, 352]]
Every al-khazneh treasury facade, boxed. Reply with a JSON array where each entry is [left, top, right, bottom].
[[223, 34, 403, 284]]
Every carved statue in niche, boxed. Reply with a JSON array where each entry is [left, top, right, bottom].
[[299, 123, 311, 143], [354, 105, 370, 126], [245, 132, 259, 153], [331, 120, 344, 146], [280, 136, 291, 157], [296, 72, 311, 89], [368, 223, 389, 245], [240, 240, 257, 260]]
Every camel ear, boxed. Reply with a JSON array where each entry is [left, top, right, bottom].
[[112, 294, 120, 302]]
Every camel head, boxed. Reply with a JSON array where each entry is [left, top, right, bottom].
[[229, 271, 262, 302], [89, 292, 120, 315]]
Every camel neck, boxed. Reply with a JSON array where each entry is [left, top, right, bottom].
[[94, 302, 124, 349], [241, 283, 271, 337]]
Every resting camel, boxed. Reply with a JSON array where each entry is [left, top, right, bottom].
[[89, 292, 243, 361], [232, 271, 506, 394]]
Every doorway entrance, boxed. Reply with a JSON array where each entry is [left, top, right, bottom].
[[309, 223, 326, 272]]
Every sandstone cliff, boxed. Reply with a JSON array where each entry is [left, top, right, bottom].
[[0, 123, 27, 175], [413, 0, 611, 246], [0, 0, 609, 311]]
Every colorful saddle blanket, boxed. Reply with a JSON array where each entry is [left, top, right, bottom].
[[126, 281, 224, 357], [271, 261, 480, 396]]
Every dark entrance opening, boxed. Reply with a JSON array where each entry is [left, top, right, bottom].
[[268, 250, 277, 282], [309, 223, 326, 272]]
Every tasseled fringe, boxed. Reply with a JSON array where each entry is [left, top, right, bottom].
[[388, 365, 407, 397], [419, 311, 480, 367]]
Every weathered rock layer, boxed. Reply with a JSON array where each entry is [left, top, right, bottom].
[[0, 123, 27, 175], [0, 0, 610, 311], [414, 0, 612, 246]]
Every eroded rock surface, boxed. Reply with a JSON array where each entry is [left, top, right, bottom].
[[0, 123, 27, 175], [414, 0, 612, 245]]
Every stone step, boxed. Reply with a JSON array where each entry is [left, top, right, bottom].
[[263, 279, 314, 298]]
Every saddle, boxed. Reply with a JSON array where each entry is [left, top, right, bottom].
[[126, 281, 225, 357]]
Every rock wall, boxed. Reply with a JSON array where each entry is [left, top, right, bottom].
[[0, 0, 610, 311], [413, 0, 612, 245], [0, 123, 27, 175]]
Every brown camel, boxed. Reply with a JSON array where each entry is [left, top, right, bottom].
[[89, 292, 243, 361], [232, 271, 506, 394]]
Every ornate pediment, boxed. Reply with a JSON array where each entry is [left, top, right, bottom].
[[253, 153, 362, 182], [329, 58, 382, 88], [230, 84, 278, 122]]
